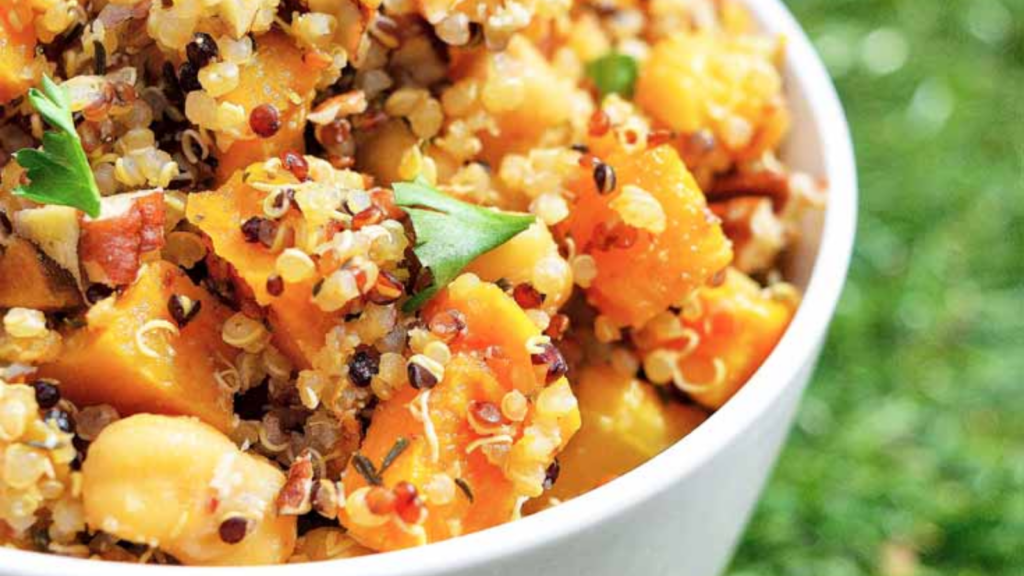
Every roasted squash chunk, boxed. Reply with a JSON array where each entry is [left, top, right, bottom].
[[0, 0, 42, 104], [635, 31, 789, 165], [445, 36, 578, 166], [466, 221, 573, 313], [564, 144, 732, 328], [639, 269, 796, 409], [38, 261, 237, 431], [0, 238, 81, 311], [529, 363, 705, 509], [215, 31, 321, 183], [83, 414, 297, 565], [187, 171, 336, 368], [339, 274, 580, 551]]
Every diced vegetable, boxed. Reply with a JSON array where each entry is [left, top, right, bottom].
[[636, 31, 789, 162], [82, 414, 296, 565], [339, 274, 580, 551], [530, 363, 705, 507], [448, 36, 577, 165], [12, 205, 82, 286], [0, 238, 81, 311], [467, 221, 573, 313], [564, 143, 732, 328], [186, 171, 335, 368], [0, 1, 42, 104], [38, 261, 238, 431], [639, 269, 796, 409], [215, 31, 321, 183]]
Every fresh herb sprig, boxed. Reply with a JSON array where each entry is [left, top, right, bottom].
[[14, 75, 102, 217], [394, 178, 535, 311], [586, 52, 639, 100]]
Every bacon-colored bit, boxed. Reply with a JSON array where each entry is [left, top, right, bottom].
[[588, 109, 611, 137], [352, 205, 384, 230], [79, 191, 166, 286], [369, 187, 403, 220], [368, 270, 405, 305], [276, 451, 315, 515], [706, 168, 790, 204], [307, 91, 368, 126], [545, 313, 570, 340], [512, 283, 544, 309]]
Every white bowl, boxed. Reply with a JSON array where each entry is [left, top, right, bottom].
[[0, 1, 856, 574]]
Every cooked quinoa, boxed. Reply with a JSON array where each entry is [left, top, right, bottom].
[[0, 0, 823, 565]]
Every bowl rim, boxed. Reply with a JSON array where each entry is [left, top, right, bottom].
[[0, 0, 857, 573]]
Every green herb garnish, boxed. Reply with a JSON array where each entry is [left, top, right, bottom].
[[586, 52, 639, 99], [14, 75, 102, 218], [394, 177, 535, 311]]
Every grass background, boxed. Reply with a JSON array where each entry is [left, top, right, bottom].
[[728, 1, 1024, 574]]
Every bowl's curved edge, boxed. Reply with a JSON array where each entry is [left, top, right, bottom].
[[0, 1, 857, 574]]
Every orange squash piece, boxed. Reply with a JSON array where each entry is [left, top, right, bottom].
[[529, 363, 705, 509], [0, 238, 81, 311], [339, 275, 580, 551], [642, 269, 796, 409], [447, 36, 575, 166], [0, 1, 41, 104], [564, 143, 732, 328], [215, 31, 321, 184], [635, 31, 789, 164], [187, 171, 335, 368], [38, 261, 237, 431]]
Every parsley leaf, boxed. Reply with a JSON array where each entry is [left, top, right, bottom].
[[394, 178, 535, 311], [586, 52, 639, 99], [14, 75, 102, 218]]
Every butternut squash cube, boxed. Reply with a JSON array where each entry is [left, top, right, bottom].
[[0, 1, 42, 104], [528, 363, 705, 510], [187, 171, 337, 368], [38, 261, 237, 431], [0, 238, 81, 311], [215, 32, 322, 184], [340, 275, 580, 551], [564, 144, 732, 328]]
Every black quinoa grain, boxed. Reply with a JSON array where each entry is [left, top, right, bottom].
[[407, 361, 439, 390], [85, 283, 114, 304], [31, 380, 61, 410], [348, 348, 380, 388], [542, 458, 560, 490], [218, 517, 252, 544], [167, 294, 202, 327], [240, 217, 261, 242], [177, 61, 202, 93], [92, 40, 106, 75], [186, 32, 219, 69], [531, 343, 569, 384], [593, 162, 617, 195]]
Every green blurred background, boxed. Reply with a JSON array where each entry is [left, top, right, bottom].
[[729, 1, 1024, 575]]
